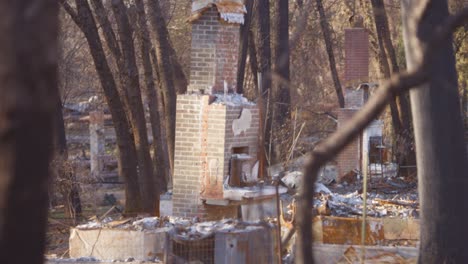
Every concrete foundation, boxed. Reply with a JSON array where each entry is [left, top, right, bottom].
[[69, 228, 169, 261]]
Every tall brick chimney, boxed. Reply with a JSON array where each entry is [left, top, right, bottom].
[[188, 1, 245, 94], [172, 1, 261, 220], [336, 27, 370, 180]]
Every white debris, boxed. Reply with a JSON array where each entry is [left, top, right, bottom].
[[75, 217, 113, 229], [76, 221, 102, 229], [171, 219, 274, 240], [220, 12, 245, 24], [132, 217, 159, 230], [315, 183, 332, 194], [213, 93, 255, 106], [281, 171, 302, 189]]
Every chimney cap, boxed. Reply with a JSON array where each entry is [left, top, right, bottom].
[[188, 0, 246, 24]]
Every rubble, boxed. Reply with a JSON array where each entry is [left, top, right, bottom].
[[212, 93, 255, 106]]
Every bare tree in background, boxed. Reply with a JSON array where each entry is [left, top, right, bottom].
[[131, 0, 171, 192], [237, 0, 255, 94], [274, 0, 292, 118], [0, 1, 59, 263], [61, 0, 144, 214], [315, 0, 345, 108], [111, 0, 159, 215], [370, 0, 415, 168], [147, 0, 179, 177]]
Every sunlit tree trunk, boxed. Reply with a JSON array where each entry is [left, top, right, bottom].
[[63, 0, 143, 214], [111, 0, 158, 215], [134, 0, 170, 193]]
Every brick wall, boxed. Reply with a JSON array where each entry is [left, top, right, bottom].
[[188, 6, 240, 94], [172, 94, 204, 218], [336, 109, 361, 179], [172, 94, 260, 219], [223, 105, 260, 187], [344, 28, 369, 88]]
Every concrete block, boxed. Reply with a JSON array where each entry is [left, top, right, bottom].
[[382, 218, 420, 240], [215, 226, 279, 264], [69, 227, 169, 261]]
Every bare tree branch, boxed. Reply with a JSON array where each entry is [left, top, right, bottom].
[[90, 0, 121, 59], [296, 7, 468, 264], [60, 1, 80, 26]]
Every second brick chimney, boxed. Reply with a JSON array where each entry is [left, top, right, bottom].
[[336, 27, 370, 180]]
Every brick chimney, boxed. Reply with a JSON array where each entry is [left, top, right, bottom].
[[336, 27, 370, 181], [344, 28, 369, 88], [188, 2, 245, 94], [172, 1, 262, 220]]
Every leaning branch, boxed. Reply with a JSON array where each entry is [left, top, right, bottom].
[[296, 7, 468, 264], [60, 1, 80, 26]]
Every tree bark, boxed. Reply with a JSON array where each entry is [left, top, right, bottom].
[[274, 0, 291, 116], [133, 0, 171, 192], [149, 47, 172, 191], [316, 0, 345, 108], [248, 29, 259, 93], [256, 0, 272, 94], [0, 1, 58, 263], [147, 0, 177, 175], [237, 0, 255, 94], [256, 0, 273, 166], [111, 0, 159, 215], [402, 1, 468, 262], [63, 0, 143, 215]]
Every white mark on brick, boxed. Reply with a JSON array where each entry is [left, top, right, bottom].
[[232, 108, 252, 136], [208, 158, 220, 184]]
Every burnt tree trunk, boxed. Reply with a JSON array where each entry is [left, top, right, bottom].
[[273, 0, 292, 114], [316, 0, 345, 108], [149, 47, 172, 190], [256, 0, 273, 166], [237, 0, 255, 94], [111, 0, 159, 215], [147, 0, 177, 176], [0, 1, 58, 263], [271, 0, 292, 163], [134, 0, 171, 192], [370, 0, 414, 167], [402, 0, 468, 262], [370, 0, 403, 139], [248, 29, 259, 93], [63, 0, 143, 214]]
